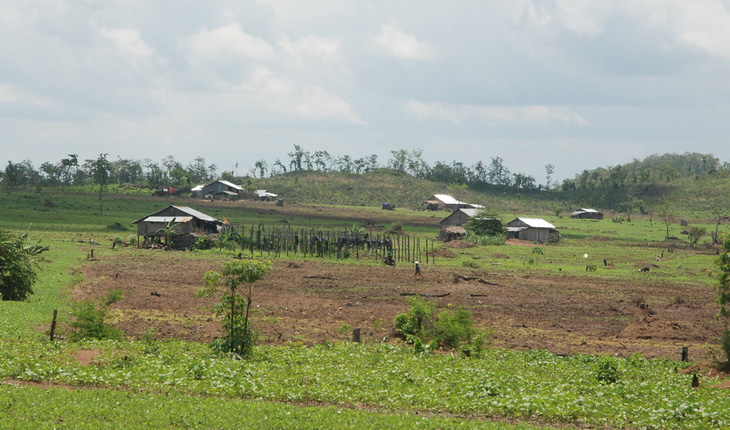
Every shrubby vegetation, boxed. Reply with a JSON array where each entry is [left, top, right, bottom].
[[69, 290, 124, 341], [0, 228, 47, 301], [394, 297, 485, 355]]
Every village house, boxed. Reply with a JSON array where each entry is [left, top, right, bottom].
[[506, 217, 559, 243], [132, 205, 222, 249], [440, 208, 482, 227], [570, 208, 604, 220], [424, 194, 483, 211], [201, 180, 244, 200], [255, 189, 278, 201]]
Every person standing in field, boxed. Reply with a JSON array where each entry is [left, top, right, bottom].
[[414, 261, 422, 277]]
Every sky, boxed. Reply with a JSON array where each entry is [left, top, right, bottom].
[[2, 0, 730, 182]]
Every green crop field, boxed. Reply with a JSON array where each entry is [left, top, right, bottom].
[[2, 187, 730, 429]]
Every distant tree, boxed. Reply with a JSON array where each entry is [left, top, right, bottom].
[[388, 149, 408, 172], [254, 160, 268, 178], [658, 206, 674, 240], [3, 161, 24, 190], [688, 226, 707, 246], [464, 212, 505, 237], [0, 229, 48, 301], [288, 144, 306, 171], [313, 151, 331, 171], [545, 163, 555, 189], [60, 154, 79, 187], [487, 157, 511, 186], [272, 159, 287, 175], [91, 153, 110, 212]]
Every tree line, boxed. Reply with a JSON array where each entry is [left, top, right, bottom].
[[2, 147, 726, 194], [251, 145, 546, 190], [0, 154, 218, 190]]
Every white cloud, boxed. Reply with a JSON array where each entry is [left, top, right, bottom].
[[0, 85, 19, 104], [373, 23, 435, 60], [240, 68, 363, 123], [669, 0, 730, 58], [99, 27, 156, 62], [555, 0, 613, 36], [405, 101, 587, 126], [188, 23, 275, 60]]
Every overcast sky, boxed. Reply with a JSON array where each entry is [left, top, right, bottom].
[[3, 1, 730, 182]]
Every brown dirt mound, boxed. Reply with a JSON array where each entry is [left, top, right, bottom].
[[442, 240, 476, 249]]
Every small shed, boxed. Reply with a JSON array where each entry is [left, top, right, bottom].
[[439, 226, 466, 242], [201, 180, 244, 200], [191, 184, 204, 197], [571, 208, 604, 220], [506, 217, 558, 243], [425, 194, 470, 211], [440, 208, 481, 227], [132, 205, 222, 249], [255, 190, 278, 201]]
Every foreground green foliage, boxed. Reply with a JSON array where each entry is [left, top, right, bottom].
[[716, 233, 730, 363], [0, 383, 544, 430], [0, 229, 47, 301], [0, 340, 725, 429]]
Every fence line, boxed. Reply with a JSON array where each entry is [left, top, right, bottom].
[[219, 224, 435, 265]]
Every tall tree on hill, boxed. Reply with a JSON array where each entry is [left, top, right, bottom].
[[91, 153, 110, 213], [545, 163, 555, 189]]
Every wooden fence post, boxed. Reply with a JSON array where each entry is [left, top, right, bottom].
[[50, 309, 58, 341]]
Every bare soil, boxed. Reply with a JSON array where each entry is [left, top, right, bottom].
[[74, 249, 723, 362]]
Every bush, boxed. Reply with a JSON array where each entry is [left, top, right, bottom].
[[433, 308, 474, 349], [596, 356, 621, 384], [394, 298, 479, 353], [0, 229, 47, 301], [69, 290, 124, 341]]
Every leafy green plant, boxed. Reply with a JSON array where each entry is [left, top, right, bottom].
[[433, 307, 474, 349], [198, 259, 272, 358], [69, 290, 124, 341], [394, 296, 436, 339], [395, 297, 477, 352], [716, 233, 730, 363], [595, 356, 621, 384], [0, 228, 47, 301]]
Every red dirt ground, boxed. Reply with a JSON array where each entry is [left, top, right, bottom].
[[73, 248, 724, 362]]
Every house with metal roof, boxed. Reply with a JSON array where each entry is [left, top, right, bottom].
[[440, 208, 482, 227], [255, 189, 278, 201], [201, 180, 244, 200], [506, 217, 559, 243], [570, 208, 604, 220], [425, 194, 470, 211], [132, 205, 222, 249]]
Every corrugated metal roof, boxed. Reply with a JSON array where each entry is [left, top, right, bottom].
[[217, 180, 244, 191], [513, 217, 556, 229], [458, 208, 482, 218], [432, 194, 465, 205], [256, 189, 278, 198], [191, 184, 204, 191], [171, 206, 220, 222], [144, 216, 193, 223]]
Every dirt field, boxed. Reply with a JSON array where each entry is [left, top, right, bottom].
[[74, 247, 723, 362]]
